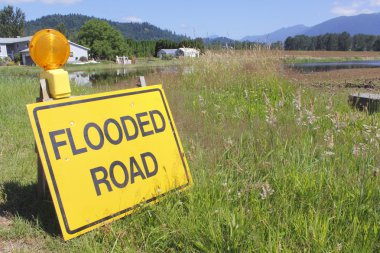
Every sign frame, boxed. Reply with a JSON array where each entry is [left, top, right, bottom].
[[27, 85, 192, 240]]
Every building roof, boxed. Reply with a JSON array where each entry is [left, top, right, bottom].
[[19, 48, 29, 54], [69, 41, 90, 51], [0, 36, 89, 51], [0, 36, 32, 44], [158, 49, 178, 54]]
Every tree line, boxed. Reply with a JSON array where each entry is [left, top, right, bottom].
[[76, 19, 206, 60], [284, 32, 380, 51]]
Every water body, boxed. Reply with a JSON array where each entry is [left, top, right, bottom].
[[290, 60, 380, 73], [69, 66, 182, 86]]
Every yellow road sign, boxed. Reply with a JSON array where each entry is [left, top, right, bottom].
[[27, 85, 192, 240]]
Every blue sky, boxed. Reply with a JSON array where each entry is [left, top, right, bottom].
[[1, 0, 380, 39]]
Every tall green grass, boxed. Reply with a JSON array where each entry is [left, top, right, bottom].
[[1, 51, 380, 252]]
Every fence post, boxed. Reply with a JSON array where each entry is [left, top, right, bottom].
[[137, 76, 146, 87]]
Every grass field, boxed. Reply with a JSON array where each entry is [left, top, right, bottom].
[[1, 51, 380, 252]]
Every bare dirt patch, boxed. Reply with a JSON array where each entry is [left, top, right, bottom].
[[0, 238, 50, 253], [284, 67, 380, 90], [0, 216, 12, 229]]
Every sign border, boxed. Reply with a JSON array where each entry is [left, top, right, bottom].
[[31, 87, 191, 235]]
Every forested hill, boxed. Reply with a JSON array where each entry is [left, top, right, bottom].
[[25, 14, 188, 42]]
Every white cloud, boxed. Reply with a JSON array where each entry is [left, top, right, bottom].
[[331, 6, 359, 15], [0, 0, 82, 4], [360, 8, 376, 13], [121, 16, 143, 23], [371, 0, 380, 6], [331, 0, 378, 16]]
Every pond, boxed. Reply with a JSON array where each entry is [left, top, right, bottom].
[[290, 60, 380, 73], [69, 66, 182, 86]]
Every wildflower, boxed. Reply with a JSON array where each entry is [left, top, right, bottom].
[[233, 107, 243, 119], [263, 92, 277, 126], [324, 130, 334, 149], [323, 151, 335, 156], [305, 101, 319, 125], [259, 182, 274, 200], [352, 143, 367, 157], [187, 151, 194, 161], [336, 243, 342, 252], [224, 137, 233, 149], [326, 96, 333, 111], [244, 89, 249, 99], [293, 89, 303, 125], [328, 113, 347, 132], [198, 95, 206, 107], [293, 89, 302, 111]]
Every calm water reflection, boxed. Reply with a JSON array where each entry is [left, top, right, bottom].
[[290, 60, 380, 73], [69, 66, 182, 86]]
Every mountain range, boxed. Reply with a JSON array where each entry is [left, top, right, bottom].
[[241, 12, 380, 43], [25, 12, 380, 44], [25, 14, 188, 42]]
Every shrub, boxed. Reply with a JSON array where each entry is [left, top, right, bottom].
[[79, 56, 88, 62]]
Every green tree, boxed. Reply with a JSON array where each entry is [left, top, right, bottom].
[[373, 37, 380, 51], [55, 22, 68, 37], [352, 34, 367, 51], [155, 39, 177, 56], [78, 19, 128, 60], [0, 5, 25, 37], [284, 36, 295, 50], [325, 34, 338, 51], [338, 32, 351, 51]]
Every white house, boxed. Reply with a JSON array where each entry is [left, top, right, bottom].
[[0, 36, 32, 60], [177, 48, 200, 58], [67, 41, 90, 63], [0, 36, 89, 65]]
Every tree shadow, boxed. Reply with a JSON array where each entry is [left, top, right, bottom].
[[0, 181, 60, 236]]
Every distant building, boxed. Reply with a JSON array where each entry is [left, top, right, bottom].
[[177, 48, 200, 58], [157, 49, 178, 59], [66, 41, 90, 63], [157, 48, 200, 59], [0, 36, 89, 65], [0, 36, 32, 61]]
